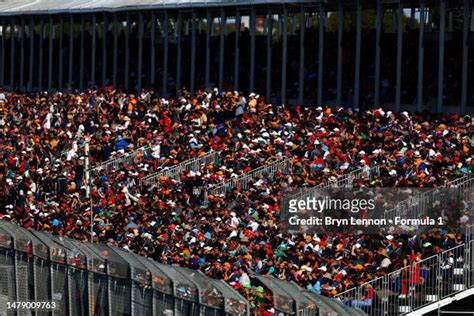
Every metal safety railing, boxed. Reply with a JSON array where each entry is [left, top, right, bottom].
[[336, 175, 474, 315], [59, 140, 86, 161], [90, 145, 151, 178], [335, 240, 474, 316], [280, 165, 381, 217], [207, 157, 292, 196], [139, 150, 221, 187], [382, 175, 474, 228]]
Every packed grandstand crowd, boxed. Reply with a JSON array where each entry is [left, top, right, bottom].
[[0, 87, 472, 312]]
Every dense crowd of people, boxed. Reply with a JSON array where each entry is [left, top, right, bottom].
[[0, 87, 472, 312]]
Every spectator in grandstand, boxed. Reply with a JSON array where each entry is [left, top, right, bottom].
[[0, 87, 472, 311]]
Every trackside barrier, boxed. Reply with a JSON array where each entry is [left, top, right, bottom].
[[140, 150, 220, 187], [0, 220, 252, 316], [208, 157, 292, 196], [336, 241, 474, 316], [280, 165, 381, 218], [0, 220, 365, 315], [91, 145, 151, 178], [253, 274, 364, 316]]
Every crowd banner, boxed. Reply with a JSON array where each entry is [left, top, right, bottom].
[[139, 150, 220, 187]]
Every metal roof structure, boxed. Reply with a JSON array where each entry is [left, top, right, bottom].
[[0, 0, 326, 15]]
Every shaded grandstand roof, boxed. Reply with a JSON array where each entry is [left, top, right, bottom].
[[0, 0, 326, 15]]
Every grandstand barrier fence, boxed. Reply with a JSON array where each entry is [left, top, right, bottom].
[[280, 165, 381, 218], [335, 240, 474, 316], [382, 175, 473, 231], [207, 157, 292, 196], [336, 175, 474, 315], [139, 150, 220, 187], [90, 145, 152, 178]]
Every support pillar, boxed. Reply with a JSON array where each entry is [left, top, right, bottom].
[[218, 9, 226, 92], [150, 13, 156, 86], [448, 11, 454, 33], [437, 0, 446, 113], [19, 18, 25, 91], [395, 2, 403, 112], [0, 19, 4, 87], [249, 7, 256, 93], [205, 11, 211, 88], [68, 15, 73, 89], [162, 12, 168, 96], [79, 15, 84, 90], [234, 11, 241, 91], [374, 1, 382, 106], [427, 7, 433, 32], [39, 18, 44, 91], [318, 5, 325, 107], [102, 14, 108, 86], [28, 18, 34, 91], [354, 0, 361, 109], [417, 3, 425, 112], [112, 14, 118, 88], [10, 17, 15, 89], [124, 14, 130, 90], [336, 1, 343, 105], [176, 12, 182, 95], [190, 11, 196, 94], [298, 6, 305, 105], [48, 16, 53, 91], [138, 13, 144, 91], [281, 8, 288, 104], [91, 14, 96, 86], [461, 0, 470, 114], [266, 10, 273, 101], [59, 16, 64, 90]]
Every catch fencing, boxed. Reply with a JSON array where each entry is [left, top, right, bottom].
[[139, 150, 221, 187], [207, 157, 292, 196]]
